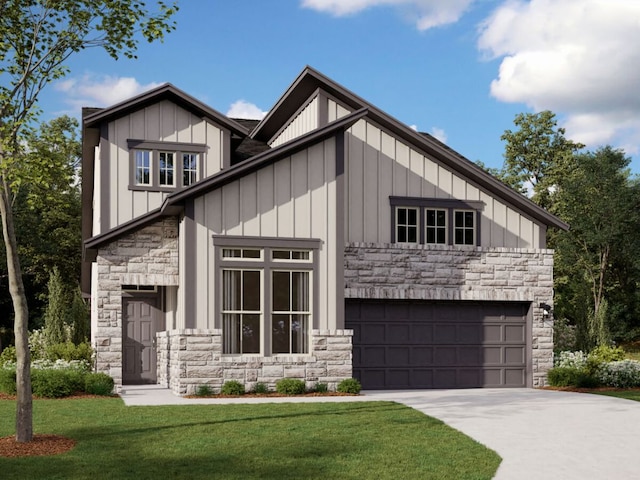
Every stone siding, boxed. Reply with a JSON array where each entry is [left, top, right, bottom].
[[157, 329, 353, 395], [93, 217, 179, 386], [344, 242, 555, 386]]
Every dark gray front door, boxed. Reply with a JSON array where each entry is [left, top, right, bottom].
[[346, 300, 530, 389], [123, 295, 163, 384]]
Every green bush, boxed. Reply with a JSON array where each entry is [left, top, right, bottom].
[[0, 368, 16, 394], [252, 382, 269, 394], [221, 380, 245, 395], [84, 373, 115, 395], [32, 368, 86, 398], [547, 367, 599, 388], [195, 384, 214, 396], [598, 360, 640, 388], [587, 345, 626, 373], [46, 341, 93, 364], [314, 382, 328, 393], [0, 346, 16, 366], [275, 378, 306, 395], [337, 378, 362, 394]]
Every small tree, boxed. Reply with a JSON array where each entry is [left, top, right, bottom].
[[44, 267, 69, 345], [70, 287, 89, 344]]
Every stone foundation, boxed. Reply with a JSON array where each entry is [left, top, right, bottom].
[[157, 329, 353, 395], [344, 242, 555, 387]]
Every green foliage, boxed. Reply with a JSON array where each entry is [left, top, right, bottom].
[[46, 341, 93, 365], [195, 384, 214, 397], [275, 378, 306, 395], [597, 360, 640, 388], [252, 382, 269, 394], [553, 318, 577, 354], [314, 382, 329, 393], [44, 267, 69, 344], [337, 378, 362, 394], [547, 367, 599, 388], [586, 345, 626, 373], [221, 380, 245, 396], [0, 345, 17, 366], [0, 368, 17, 394], [70, 287, 90, 344], [31, 368, 85, 398], [84, 373, 115, 396]]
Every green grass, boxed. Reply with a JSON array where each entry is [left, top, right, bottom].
[[591, 390, 640, 402], [0, 398, 500, 480]]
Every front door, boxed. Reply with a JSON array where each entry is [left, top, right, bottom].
[[123, 295, 163, 384]]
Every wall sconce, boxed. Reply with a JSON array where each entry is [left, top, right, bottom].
[[539, 303, 552, 318]]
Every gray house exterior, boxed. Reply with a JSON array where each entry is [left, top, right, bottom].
[[82, 66, 567, 395]]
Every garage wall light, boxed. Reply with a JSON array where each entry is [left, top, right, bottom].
[[539, 303, 552, 318]]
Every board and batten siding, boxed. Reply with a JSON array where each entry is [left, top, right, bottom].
[[270, 96, 319, 147], [102, 99, 228, 233], [185, 138, 339, 332], [344, 119, 542, 248], [327, 98, 352, 123]]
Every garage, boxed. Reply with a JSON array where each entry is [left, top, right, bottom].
[[346, 300, 530, 389]]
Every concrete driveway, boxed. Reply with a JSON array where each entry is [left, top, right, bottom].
[[364, 388, 640, 480]]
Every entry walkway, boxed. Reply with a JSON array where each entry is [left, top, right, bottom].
[[120, 386, 640, 479]]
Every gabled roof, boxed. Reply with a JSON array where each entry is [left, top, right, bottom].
[[253, 66, 568, 231], [83, 83, 250, 138], [84, 108, 368, 254]]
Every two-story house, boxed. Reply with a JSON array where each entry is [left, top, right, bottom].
[[82, 66, 567, 395]]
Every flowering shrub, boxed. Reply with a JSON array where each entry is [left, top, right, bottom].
[[1, 358, 90, 372], [597, 360, 640, 388], [554, 351, 587, 369]]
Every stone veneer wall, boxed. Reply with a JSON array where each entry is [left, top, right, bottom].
[[157, 329, 353, 395], [94, 217, 179, 386], [344, 242, 555, 386]]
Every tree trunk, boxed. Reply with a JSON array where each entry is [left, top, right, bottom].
[[0, 178, 32, 443]]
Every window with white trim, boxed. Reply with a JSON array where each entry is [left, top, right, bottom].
[[135, 150, 151, 186], [183, 153, 198, 187], [390, 197, 483, 247], [159, 152, 175, 187], [396, 207, 418, 243], [215, 238, 317, 356]]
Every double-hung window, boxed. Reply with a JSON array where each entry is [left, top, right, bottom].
[[128, 140, 205, 191], [215, 237, 318, 356], [391, 197, 483, 246]]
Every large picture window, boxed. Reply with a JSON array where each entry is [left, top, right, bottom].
[[214, 237, 319, 357]]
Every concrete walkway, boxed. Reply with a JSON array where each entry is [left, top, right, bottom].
[[120, 386, 640, 479]]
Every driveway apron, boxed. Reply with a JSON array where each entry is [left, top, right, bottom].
[[363, 388, 640, 480]]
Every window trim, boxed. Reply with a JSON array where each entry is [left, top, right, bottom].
[[395, 206, 420, 244], [425, 208, 448, 245], [213, 236, 320, 356], [127, 139, 206, 192], [390, 197, 483, 246]]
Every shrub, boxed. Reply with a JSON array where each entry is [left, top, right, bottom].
[[547, 367, 599, 388], [337, 378, 362, 394], [314, 382, 328, 393], [221, 380, 245, 395], [252, 382, 269, 394], [553, 317, 577, 354], [0, 346, 16, 366], [46, 341, 93, 365], [0, 368, 16, 394], [554, 351, 587, 369], [195, 384, 214, 396], [275, 378, 306, 395], [597, 360, 640, 388], [587, 345, 626, 374], [84, 373, 115, 395], [31, 368, 86, 398]]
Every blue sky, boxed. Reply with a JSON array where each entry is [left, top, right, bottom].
[[41, 0, 640, 172]]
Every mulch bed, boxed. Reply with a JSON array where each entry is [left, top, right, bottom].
[[0, 434, 76, 458], [542, 386, 640, 392], [185, 392, 358, 398]]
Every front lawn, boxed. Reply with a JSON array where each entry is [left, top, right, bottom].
[[0, 398, 500, 480], [590, 389, 640, 402]]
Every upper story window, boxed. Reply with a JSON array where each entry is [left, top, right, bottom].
[[135, 150, 152, 186], [127, 139, 206, 192], [390, 197, 483, 247], [214, 236, 319, 357]]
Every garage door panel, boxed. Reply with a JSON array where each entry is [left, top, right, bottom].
[[347, 300, 529, 389]]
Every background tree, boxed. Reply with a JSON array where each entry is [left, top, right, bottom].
[[0, 0, 178, 442], [43, 267, 68, 345], [500, 111, 583, 208]]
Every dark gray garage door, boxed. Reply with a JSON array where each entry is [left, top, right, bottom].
[[346, 300, 530, 389]]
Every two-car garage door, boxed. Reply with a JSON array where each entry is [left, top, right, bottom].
[[346, 300, 530, 389]]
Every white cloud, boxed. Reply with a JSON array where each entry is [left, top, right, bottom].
[[226, 100, 267, 120], [430, 126, 448, 144], [301, 0, 474, 30], [478, 0, 640, 153], [55, 75, 162, 109]]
